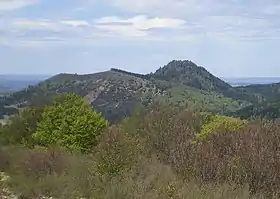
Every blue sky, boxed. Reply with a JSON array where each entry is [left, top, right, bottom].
[[1, 0, 280, 77]]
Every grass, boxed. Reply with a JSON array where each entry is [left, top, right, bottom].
[[1, 106, 280, 198]]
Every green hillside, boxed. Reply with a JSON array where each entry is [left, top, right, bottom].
[[0, 70, 165, 123], [150, 60, 255, 102], [232, 97, 280, 120], [231, 83, 280, 119], [0, 60, 266, 123], [237, 83, 280, 101]]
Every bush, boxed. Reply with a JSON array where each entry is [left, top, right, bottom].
[[1, 146, 100, 198], [2, 106, 280, 198], [1, 146, 256, 199], [193, 121, 280, 197], [0, 107, 43, 147], [33, 93, 108, 153], [95, 125, 144, 177], [134, 105, 202, 179], [195, 115, 246, 142]]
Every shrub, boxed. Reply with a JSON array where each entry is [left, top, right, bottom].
[[33, 93, 108, 153], [1, 146, 100, 198], [136, 105, 202, 179], [193, 121, 280, 197], [0, 107, 43, 147], [195, 115, 246, 142], [2, 106, 280, 198], [95, 125, 144, 177]]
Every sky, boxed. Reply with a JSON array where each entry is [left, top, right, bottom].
[[1, 0, 280, 77]]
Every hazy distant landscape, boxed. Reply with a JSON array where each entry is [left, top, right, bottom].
[[223, 77, 280, 86], [0, 75, 49, 93]]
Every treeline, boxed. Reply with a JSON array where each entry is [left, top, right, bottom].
[[232, 97, 280, 120], [110, 68, 149, 79]]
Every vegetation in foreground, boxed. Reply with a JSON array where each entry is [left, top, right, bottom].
[[1, 93, 280, 198]]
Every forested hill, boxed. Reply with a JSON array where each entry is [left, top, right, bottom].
[[149, 60, 256, 102], [0, 60, 279, 122], [232, 83, 280, 120]]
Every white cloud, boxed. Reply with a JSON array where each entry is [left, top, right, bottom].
[[11, 19, 59, 31], [96, 15, 185, 29], [8, 19, 91, 32], [0, 15, 188, 47], [0, 0, 36, 11], [60, 20, 90, 27], [108, 0, 280, 39], [95, 24, 148, 37], [95, 15, 186, 37], [2, 0, 280, 47]]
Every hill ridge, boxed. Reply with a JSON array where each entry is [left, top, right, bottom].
[[1, 59, 278, 123]]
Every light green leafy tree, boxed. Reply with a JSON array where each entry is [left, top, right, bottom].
[[33, 93, 108, 153], [195, 114, 246, 143]]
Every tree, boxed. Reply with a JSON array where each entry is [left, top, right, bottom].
[[0, 107, 43, 147], [195, 115, 246, 142], [33, 93, 108, 153]]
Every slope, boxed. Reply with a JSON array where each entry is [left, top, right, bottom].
[[0, 60, 255, 123], [237, 83, 280, 101], [0, 70, 166, 123], [150, 60, 255, 102], [232, 98, 280, 120], [232, 83, 280, 119]]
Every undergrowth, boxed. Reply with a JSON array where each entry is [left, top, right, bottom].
[[1, 106, 280, 198]]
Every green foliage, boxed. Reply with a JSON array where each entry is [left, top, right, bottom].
[[2, 107, 280, 198], [95, 126, 143, 177], [232, 98, 280, 120], [32, 93, 108, 153], [0, 102, 18, 119], [0, 107, 43, 147], [0, 60, 260, 124], [237, 83, 280, 102], [232, 84, 280, 120], [160, 86, 249, 114], [196, 115, 246, 142], [0, 145, 257, 199], [4, 60, 280, 123], [151, 60, 254, 102]]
